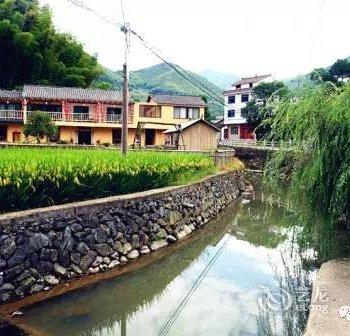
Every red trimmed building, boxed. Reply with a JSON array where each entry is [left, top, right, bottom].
[[0, 85, 210, 148], [222, 74, 272, 140]]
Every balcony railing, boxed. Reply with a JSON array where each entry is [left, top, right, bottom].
[[0, 110, 23, 121], [27, 112, 133, 124], [106, 114, 122, 123]]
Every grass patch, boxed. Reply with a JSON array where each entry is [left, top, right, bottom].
[[0, 148, 216, 213]]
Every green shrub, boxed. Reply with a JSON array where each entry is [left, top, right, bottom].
[[266, 83, 350, 226]]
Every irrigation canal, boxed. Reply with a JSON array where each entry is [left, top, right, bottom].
[[1, 186, 327, 336]]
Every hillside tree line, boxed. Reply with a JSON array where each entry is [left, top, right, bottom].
[[0, 0, 101, 89]]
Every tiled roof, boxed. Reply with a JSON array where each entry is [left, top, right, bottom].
[[233, 74, 271, 86], [148, 94, 207, 107], [23, 85, 124, 103], [0, 89, 22, 100], [163, 118, 219, 134]]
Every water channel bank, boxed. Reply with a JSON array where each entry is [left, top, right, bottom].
[[5, 194, 313, 336], [305, 258, 350, 336], [0, 171, 250, 306]]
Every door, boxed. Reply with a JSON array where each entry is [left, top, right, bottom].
[[77, 128, 92, 145], [0, 126, 7, 142], [145, 129, 156, 146], [112, 129, 122, 145], [12, 131, 21, 143]]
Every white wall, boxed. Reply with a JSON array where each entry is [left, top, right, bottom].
[[223, 76, 273, 126]]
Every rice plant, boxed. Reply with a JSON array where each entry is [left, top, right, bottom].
[[0, 149, 216, 212]]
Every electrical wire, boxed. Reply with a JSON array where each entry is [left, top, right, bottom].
[[67, 0, 123, 28], [66, 0, 229, 110], [131, 30, 227, 108], [157, 236, 231, 336]]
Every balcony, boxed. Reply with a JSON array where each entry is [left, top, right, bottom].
[[0, 110, 23, 122], [27, 112, 133, 124]]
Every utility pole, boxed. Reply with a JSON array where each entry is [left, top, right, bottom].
[[121, 23, 129, 155]]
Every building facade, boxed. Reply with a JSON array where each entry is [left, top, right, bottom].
[[0, 85, 207, 147], [222, 74, 272, 140]]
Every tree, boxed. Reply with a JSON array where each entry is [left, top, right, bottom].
[[309, 68, 335, 83], [309, 58, 350, 84], [24, 111, 57, 143], [95, 81, 112, 90], [330, 59, 350, 81], [241, 81, 287, 139], [201, 95, 211, 121], [0, 0, 101, 89]]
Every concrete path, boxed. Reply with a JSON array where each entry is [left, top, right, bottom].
[[305, 258, 350, 335]]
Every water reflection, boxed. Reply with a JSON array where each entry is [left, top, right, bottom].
[[17, 199, 314, 336]]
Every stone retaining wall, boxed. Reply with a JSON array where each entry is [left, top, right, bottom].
[[234, 147, 271, 169], [0, 171, 249, 304]]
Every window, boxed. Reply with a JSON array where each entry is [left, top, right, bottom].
[[139, 105, 161, 118], [241, 94, 249, 103], [236, 84, 241, 89], [188, 108, 199, 119], [0, 103, 21, 111], [249, 83, 253, 88], [174, 107, 199, 119], [230, 125, 239, 135], [228, 96, 235, 104], [74, 106, 89, 114], [107, 107, 122, 115], [28, 104, 61, 112], [227, 110, 235, 118]]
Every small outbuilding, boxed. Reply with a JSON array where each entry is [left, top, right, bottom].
[[164, 118, 220, 151]]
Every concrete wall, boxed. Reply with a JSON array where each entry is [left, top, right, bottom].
[[0, 172, 248, 304]]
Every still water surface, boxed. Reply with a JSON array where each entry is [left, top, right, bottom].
[[18, 197, 315, 336]]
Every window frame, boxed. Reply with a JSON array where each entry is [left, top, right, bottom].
[[228, 95, 236, 104], [241, 94, 249, 103], [106, 107, 122, 115], [139, 105, 162, 118], [173, 107, 199, 119], [230, 125, 239, 135], [227, 110, 235, 118]]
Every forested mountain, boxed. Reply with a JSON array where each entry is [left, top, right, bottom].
[[95, 63, 224, 117], [0, 0, 101, 89], [199, 70, 239, 89]]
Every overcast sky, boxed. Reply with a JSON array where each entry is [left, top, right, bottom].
[[38, 0, 350, 80]]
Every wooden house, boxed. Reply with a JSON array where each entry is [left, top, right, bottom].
[[164, 118, 220, 151]]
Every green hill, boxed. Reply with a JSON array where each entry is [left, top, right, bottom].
[[95, 63, 224, 117]]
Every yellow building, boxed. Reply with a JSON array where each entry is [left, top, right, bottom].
[[0, 86, 207, 147]]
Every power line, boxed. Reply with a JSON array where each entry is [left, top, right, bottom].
[[66, 0, 229, 110], [67, 0, 123, 28], [130, 29, 227, 108], [157, 236, 231, 336], [120, 0, 126, 25]]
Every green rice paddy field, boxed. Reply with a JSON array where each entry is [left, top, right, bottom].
[[0, 148, 216, 213]]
